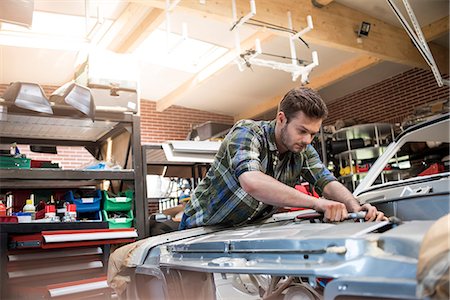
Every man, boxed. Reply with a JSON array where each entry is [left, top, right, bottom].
[[179, 87, 385, 229]]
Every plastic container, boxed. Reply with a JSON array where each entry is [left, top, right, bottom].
[[77, 210, 102, 222], [45, 205, 56, 218], [23, 199, 36, 220], [0, 156, 31, 169], [30, 160, 60, 168], [102, 190, 133, 212], [0, 202, 6, 217], [102, 210, 134, 229], [0, 216, 18, 223], [63, 204, 77, 222], [15, 212, 32, 223], [65, 190, 101, 212]]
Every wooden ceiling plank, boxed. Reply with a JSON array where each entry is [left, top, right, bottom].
[[136, 0, 445, 69], [116, 8, 165, 53], [156, 31, 274, 112], [97, 3, 152, 51], [422, 16, 449, 41], [234, 55, 382, 121], [229, 3, 448, 120]]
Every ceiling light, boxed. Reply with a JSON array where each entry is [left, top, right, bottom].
[[50, 82, 95, 120], [2, 82, 53, 114]]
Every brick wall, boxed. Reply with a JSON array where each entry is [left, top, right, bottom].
[[18, 145, 94, 169], [140, 101, 234, 143], [325, 68, 449, 126]]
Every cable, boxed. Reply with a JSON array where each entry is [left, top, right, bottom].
[[260, 52, 310, 65], [231, 18, 310, 48]]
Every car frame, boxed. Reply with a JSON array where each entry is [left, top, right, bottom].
[[108, 113, 450, 300]]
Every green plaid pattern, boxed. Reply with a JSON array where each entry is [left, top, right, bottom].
[[183, 119, 336, 228]]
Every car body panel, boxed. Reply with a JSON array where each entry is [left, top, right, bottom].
[[113, 114, 449, 299]]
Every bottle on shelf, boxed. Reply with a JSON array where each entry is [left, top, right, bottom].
[[0, 201, 6, 217], [44, 205, 57, 220], [23, 197, 36, 220], [6, 193, 14, 216], [62, 203, 77, 222]]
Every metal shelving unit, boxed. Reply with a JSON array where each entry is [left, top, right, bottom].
[[142, 142, 220, 236], [333, 123, 395, 191], [0, 107, 145, 237]]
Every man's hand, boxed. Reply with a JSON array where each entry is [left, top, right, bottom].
[[313, 198, 348, 222], [357, 203, 387, 221]]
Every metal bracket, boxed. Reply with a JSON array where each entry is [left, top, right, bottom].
[[231, 0, 319, 83], [386, 0, 447, 87]]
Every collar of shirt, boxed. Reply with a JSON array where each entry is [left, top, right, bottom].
[[266, 119, 278, 152]]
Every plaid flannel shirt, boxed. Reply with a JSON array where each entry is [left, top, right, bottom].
[[183, 119, 336, 228]]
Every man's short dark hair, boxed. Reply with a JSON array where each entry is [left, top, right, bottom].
[[279, 87, 328, 122]]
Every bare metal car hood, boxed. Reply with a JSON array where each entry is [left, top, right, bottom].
[[130, 215, 435, 300]]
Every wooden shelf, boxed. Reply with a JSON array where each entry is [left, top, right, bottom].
[[0, 168, 134, 180]]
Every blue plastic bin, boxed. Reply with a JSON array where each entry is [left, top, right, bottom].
[[65, 190, 101, 213]]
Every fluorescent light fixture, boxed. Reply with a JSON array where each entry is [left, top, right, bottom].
[[2, 82, 53, 114], [161, 140, 221, 163], [50, 82, 95, 120]]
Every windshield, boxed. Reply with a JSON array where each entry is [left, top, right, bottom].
[[354, 115, 450, 196], [374, 141, 449, 184]]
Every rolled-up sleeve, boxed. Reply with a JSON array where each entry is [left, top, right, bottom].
[[227, 124, 263, 178], [301, 145, 336, 195]]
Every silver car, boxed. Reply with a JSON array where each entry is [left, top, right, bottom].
[[108, 113, 449, 300]]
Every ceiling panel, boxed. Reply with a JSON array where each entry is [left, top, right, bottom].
[[0, 46, 77, 85], [0, 0, 448, 119], [165, 9, 258, 48], [139, 63, 193, 101]]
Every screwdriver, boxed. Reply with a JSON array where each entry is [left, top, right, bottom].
[[347, 211, 367, 220]]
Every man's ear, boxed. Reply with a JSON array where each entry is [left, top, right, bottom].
[[277, 111, 287, 125]]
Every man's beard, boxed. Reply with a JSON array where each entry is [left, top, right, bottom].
[[280, 125, 306, 153]]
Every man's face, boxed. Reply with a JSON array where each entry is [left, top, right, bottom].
[[276, 111, 322, 154]]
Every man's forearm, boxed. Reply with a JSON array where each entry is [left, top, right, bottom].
[[239, 171, 318, 209], [322, 181, 361, 212]]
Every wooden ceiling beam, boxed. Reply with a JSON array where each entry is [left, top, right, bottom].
[[137, 0, 446, 69], [234, 55, 382, 121], [235, 12, 449, 120], [116, 8, 165, 53], [97, 3, 157, 52], [422, 16, 449, 41]]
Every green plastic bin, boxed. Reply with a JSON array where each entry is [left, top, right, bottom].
[[102, 190, 133, 211], [0, 156, 31, 169], [102, 210, 134, 229]]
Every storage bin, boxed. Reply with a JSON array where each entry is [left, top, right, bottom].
[[0, 216, 18, 223], [77, 210, 102, 222], [65, 190, 101, 213], [30, 160, 59, 168], [102, 190, 133, 212], [102, 210, 133, 229], [0, 156, 31, 169]]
